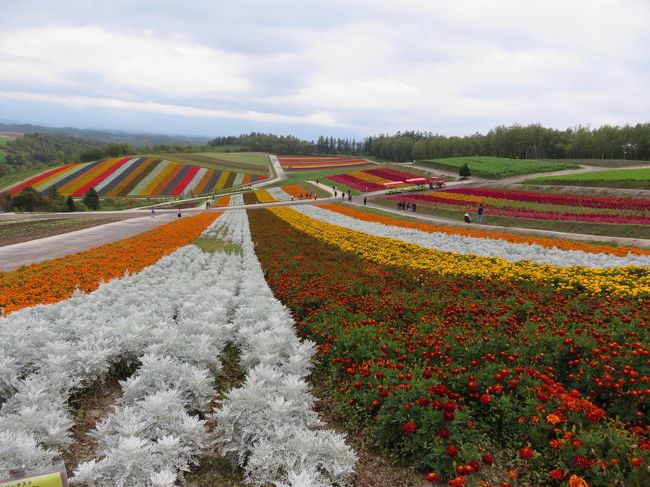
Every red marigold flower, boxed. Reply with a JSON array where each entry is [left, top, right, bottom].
[[402, 420, 417, 435], [572, 455, 591, 468], [448, 476, 466, 486], [437, 427, 451, 439], [425, 472, 441, 483], [479, 393, 491, 405], [468, 459, 481, 472], [571, 438, 583, 449], [630, 457, 643, 468], [482, 453, 494, 465], [549, 468, 565, 481], [446, 444, 459, 457], [519, 447, 534, 461]]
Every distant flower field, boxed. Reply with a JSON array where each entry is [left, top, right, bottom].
[[326, 167, 426, 191], [7, 157, 267, 197], [278, 156, 375, 171], [389, 187, 650, 225]]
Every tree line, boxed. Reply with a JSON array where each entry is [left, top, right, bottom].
[[208, 124, 650, 162], [2, 123, 649, 178]]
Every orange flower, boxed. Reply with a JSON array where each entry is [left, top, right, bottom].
[[0, 213, 219, 315], [546, 413, 562, 425], [568, 475, 589, 487], [320, 203, 650, 257]]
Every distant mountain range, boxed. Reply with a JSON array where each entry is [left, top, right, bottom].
[[0, 122, 210, 148]]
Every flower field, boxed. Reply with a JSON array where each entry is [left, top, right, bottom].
[[0, 210, 355, 486], [389, 187, 650, 225], [248, 206, 650, 486], [7, 157, 267, 197], [278, 156, 375, 171], [326, 167, 427, 192], [0, 213, 218, 315]]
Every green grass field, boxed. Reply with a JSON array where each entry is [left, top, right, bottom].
[[542, 159, 650, 168], [524, 167, 650, 189], [0, 167, 55, 192], [417, 156, 579, 179]]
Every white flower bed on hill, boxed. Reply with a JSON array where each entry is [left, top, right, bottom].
[[295, 205, 650, 268], [229, 193, 244, 206], [266, 187, 292, 201]]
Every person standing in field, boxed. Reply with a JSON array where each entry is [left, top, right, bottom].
[[477, 204, 484, 224], [363, 196, 367, 205], [348, 192, 352, 203], [151, 208, 155, 218]]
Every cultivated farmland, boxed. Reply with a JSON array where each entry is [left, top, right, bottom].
[[418, 156, 579, 179], [524, 167, 650, 190]]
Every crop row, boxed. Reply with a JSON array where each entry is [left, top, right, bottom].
[[390, 191, 650, 225], [326, 167, 423, 192], [278, 156, 372, 171], [295, 205, 650, 269], [9, 157, 267, 197], [248, 207, 649, 486], [0, 213, 218, 315], [320, 204, 650, 257], [0, 210, 355, 486]]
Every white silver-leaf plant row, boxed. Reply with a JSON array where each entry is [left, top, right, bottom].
[[295, 205, 650, 268], [0, 209, 356, 487]]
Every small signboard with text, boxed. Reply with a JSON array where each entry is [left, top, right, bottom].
[[0, 463, 68, 487]]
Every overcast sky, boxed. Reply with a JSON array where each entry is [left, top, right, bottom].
[[0, 0, 648, 139]]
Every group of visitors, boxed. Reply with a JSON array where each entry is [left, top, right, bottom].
[[464, 204, 484, 224], [397, 201, 417, 212]]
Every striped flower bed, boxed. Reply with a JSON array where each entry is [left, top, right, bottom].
[[278, 156, 375, 172], [327, 167, 425, 192], [389, 188, 650, 225], [7, 158, 267, 197]]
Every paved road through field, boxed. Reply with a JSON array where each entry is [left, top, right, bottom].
[[0, 212, 178, 271]]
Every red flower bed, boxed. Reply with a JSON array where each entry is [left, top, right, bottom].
[[451, 187, 650, 210], [389, 193, 650, 224], [248, 208, 649, 485]]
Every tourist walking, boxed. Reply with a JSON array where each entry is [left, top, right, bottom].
[[151, 208, 155, 218], [177, 209, 182, 218], [348, 192, 352, 203], [363, 197, 367, 206], [477, 204, 484, 224]]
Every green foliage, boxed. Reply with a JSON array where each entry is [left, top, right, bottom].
[[77, 143, 137, 162], [66, 195, 77, 212], [4, 133, 102, 167], [459, 162, 471, 178], [7, 186, 67, 211], [82, 187, 100, 210]]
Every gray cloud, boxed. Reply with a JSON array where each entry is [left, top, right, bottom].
[[0, 0, 648, 138]]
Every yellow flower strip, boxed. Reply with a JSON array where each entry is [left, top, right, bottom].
[[0, 212, 220, 315], [347, 171, 390, 184], [320, 204, 650, 257], [269, 206, 650, 297], [255, 190, 275, 203]]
